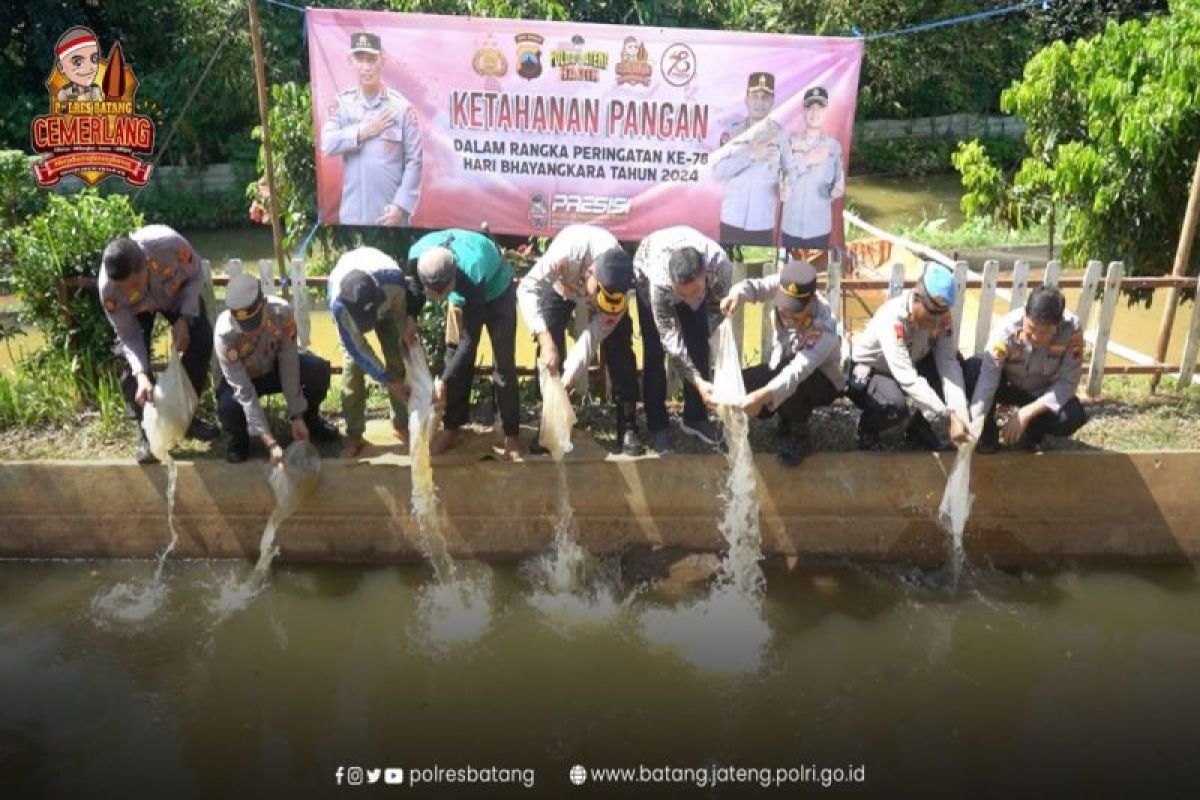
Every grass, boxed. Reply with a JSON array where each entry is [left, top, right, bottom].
[[880, 216, 1049, 251]]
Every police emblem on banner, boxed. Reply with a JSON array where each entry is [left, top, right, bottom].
[[31, 27, 155, 187], [527, 193, 548, 230], [472, 35, 508, 77], [515, 33, 544, 80]]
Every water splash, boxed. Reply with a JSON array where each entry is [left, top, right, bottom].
[[937, 418, 985, 588], [90, 458, 180, 627], [205, 442, 323, 619], [523, 466, 622, 630], [405, 343, 492, 650], [639, 320, 770, 673]]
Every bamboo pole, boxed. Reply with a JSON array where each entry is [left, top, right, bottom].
[[248, 0, 289, 300], [1150, 148, 1200, 392]]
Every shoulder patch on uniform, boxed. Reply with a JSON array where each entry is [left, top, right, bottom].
[[893, 322, 907, 342], [285, 317, 297, 340], [103, 298, 117, 312], [226, 347, 239, 362], [991, 341, 1008, 360]]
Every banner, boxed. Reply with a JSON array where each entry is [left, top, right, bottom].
[[308, 9, 863, 246]]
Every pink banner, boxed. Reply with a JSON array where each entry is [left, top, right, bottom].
[[308, 8, 863, 246]]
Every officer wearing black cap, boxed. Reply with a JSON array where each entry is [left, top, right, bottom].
[[328, 246, 421, 458], [713, 71, 791, 246], [849, 262, 971, 451], [321, 31, 423, 226], [215, 274, 338, 463], [99, 225, 219, 464], [721, 259, 844, 466], [782, 84, 845, 250], [516, 224, 643, 455]]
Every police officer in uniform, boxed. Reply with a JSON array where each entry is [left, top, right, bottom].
[[964, 286, 1088, 453], [721, 259, 844, 466], [634, 225, 733, 453], [781, 86, 845, 251], [215, 274, 339, 463], [712, 72, 791, 246], [99, 226, 219, 464], [328, 247, 421, 459], [517, 224, 643, 455], [321, 32, 423, 226], [848, 262, 972, 451], [409, 229, 520, 461]]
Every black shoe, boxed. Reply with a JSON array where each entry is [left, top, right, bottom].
[[528, 438, 550, 456], [905, 416, 946, 451], [186, 418, 220, 442], [225, 439, 249, 464], [648, 429, 672, 455], [976, 438, 999, 455], [679, 418, 721, 447], [621, 429, 646, 457], [136, 435, 159, 465], [305, 416, 341, 443], [776, 434, 811, 468]]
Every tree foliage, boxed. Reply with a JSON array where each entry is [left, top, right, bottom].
[[995, 0, 1200, 273], [9, 190, 143, 368]]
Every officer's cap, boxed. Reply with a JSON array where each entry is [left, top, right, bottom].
[[592, 248, 633, 315], [803, 86, 829, 107], [747, 72, 775, 95], [350, 32, 382, 55], [226, 273, 262, 311], [775, 259, 818, 313], [417, 246, 457, 293], [917, 262, 955, 313], [341, 270, 385, 333]]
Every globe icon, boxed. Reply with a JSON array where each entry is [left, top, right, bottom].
[[569, 764, 587, 786]]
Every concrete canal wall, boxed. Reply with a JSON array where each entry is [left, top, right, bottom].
[[0, 451, 1196, 567]]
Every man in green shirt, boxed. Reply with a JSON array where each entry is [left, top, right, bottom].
[[408, 228, 520, 459]]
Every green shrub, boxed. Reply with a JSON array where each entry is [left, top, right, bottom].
[[8, 190, 143, 372], [0, 348, 125, 432]]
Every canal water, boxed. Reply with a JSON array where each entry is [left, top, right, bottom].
[[2, 560, 1198, 798]]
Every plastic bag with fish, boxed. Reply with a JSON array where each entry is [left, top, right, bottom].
[[711, 318, 746, 407], [268, 440, 322, 521], [938, 417, 987, 538], [141, 346, 198, 462], [537, 368, 576, 461]]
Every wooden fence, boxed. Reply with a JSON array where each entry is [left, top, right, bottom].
[[194, 254, 1200, 397]]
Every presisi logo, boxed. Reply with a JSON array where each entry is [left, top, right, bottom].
[[551, 194, 631, 217]]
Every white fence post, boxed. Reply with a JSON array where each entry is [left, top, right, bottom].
[[951, 260, 969, 350], [258, 258, 276, 297], [1043, 259, 1062, 290], [291, 256, 310, 349], [201, 258, 220, 378], [1076, 260, 1102, 332], [226, 258, 243, 278], [888, 261, 905, 299], [1086, 261, 1125, 399], [1178, 275, 1200, 386], [827, 255, 843, 324], [731, 259, 748, 364], [760, 259, 778, 362], [974, 259, 999, 356], [1010, 259, 1030, 312]]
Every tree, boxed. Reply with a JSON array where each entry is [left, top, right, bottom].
[[1000, 0, 1200, 274]]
